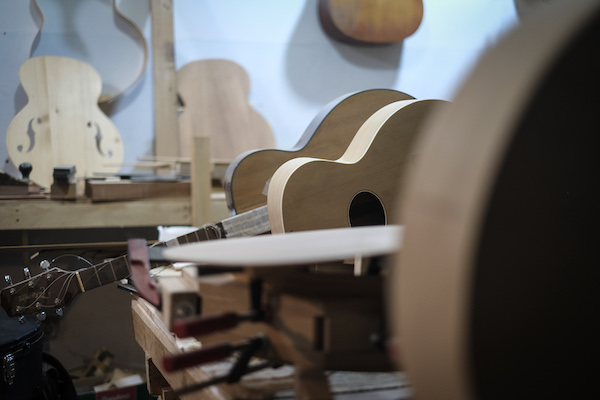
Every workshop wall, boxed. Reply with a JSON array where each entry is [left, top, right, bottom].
[[0, 0, 518, 177], [0, 0, 519, 372]]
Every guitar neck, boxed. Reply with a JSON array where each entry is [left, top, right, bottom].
[[73, 205, 270, 292]]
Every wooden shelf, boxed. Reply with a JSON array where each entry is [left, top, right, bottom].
[[0, 192, 229, 230]]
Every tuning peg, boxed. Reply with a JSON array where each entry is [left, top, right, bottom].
[[23, 267, 34, 288], [4, 275, 15, 295], [40, 260, 50, 271], [55, 308, 63, 317], [36, 311, 46, 321]]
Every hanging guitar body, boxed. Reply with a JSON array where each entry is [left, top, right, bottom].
[[0, 309, 44, 400], [6, 56, 124, 189]]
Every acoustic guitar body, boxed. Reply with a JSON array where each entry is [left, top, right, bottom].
[[390, 0, 600, 399], [6, 56, 124, 188], [318, 0, 424, 44], [268, 99, 446, 234], [224, 89, 414, 215]]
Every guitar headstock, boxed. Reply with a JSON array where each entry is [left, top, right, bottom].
[[1, 265, 82, 320]]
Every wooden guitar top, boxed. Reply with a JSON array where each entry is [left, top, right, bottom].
[[177, 59, 275, 167], [318, 0, 423, 44], [389, 0, 600, 399], [224, 89, 414, 215], [162, 225, 401, 267], [267, 99, 447, 234], [6, 56, 123, 188]]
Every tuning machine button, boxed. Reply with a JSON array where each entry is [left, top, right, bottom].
[[40, 260, 51, 271], [23, 267, 35, 288], [55, 308, 63, 317], [36, 311, 46, 321], [4, 275, 15, 295]]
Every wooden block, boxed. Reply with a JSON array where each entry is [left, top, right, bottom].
[[51, 182, 77, 200], [85, 179, 190, 202], [191, 136, 211, 226], [150, 0, 179, 162], [146, 358, 170, 396], [157, 275, 201, 330]]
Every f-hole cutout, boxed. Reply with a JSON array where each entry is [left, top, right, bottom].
[[348, 191, 387, 227], [19, 117, 42, 153], [88, 121, 113, 158]]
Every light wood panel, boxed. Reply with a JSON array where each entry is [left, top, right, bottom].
[[150, 0, 179, 160], [162, 225, 401, 267], [177, 59, 275, 168], [6, 56, 124, 188]]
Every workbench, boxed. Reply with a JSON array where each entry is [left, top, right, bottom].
[[130, 268, 411, 400]]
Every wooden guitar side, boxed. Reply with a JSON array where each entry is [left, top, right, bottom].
[[267, 99, 446, 234], [389, 1, 600, 399], [318, 0, 423, 44], [6, 56, 123, 188], [224, 89, 414, 215], [31, 0, 148, 103]]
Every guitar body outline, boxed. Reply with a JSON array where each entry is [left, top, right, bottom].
[[268, 99, 447, 234], [224, 89, 414, 215], [6, 55, 124, 188], [177, 59, 275, 167]]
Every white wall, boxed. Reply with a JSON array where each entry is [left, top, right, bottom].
[[0, 0, 518, 178]]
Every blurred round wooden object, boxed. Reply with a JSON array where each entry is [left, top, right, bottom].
[[318, 0, 423, 44], [388, 0, 600, 399], [162, 225, 401, 267]]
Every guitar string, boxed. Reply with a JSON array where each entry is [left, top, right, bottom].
[[13, 267, 78, 311], [9, 224, 225, 313], [9, 253, 94, 311]]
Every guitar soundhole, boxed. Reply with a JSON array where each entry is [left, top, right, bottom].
[[348, 191, 386, 227]]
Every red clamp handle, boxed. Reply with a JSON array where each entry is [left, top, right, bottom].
[[172, 312, 239, 338]]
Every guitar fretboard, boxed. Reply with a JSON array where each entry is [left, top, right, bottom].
[[74, 206, 270, 292]]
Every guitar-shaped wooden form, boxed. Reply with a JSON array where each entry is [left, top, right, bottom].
[[1, 98, 443, 318], [177, 59, 275, 178], [31, 0, 148, 103], [318, 0, 424, 44], [224, 89, 414, 215], [268, 98, 447, 234], [6, 56, 124, 189]]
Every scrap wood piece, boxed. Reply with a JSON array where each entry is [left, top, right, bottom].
[[85, 179, 190, 202]]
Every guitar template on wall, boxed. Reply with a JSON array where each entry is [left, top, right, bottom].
[[30, 0, 148, 103], [6, 56, 124, 188]]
